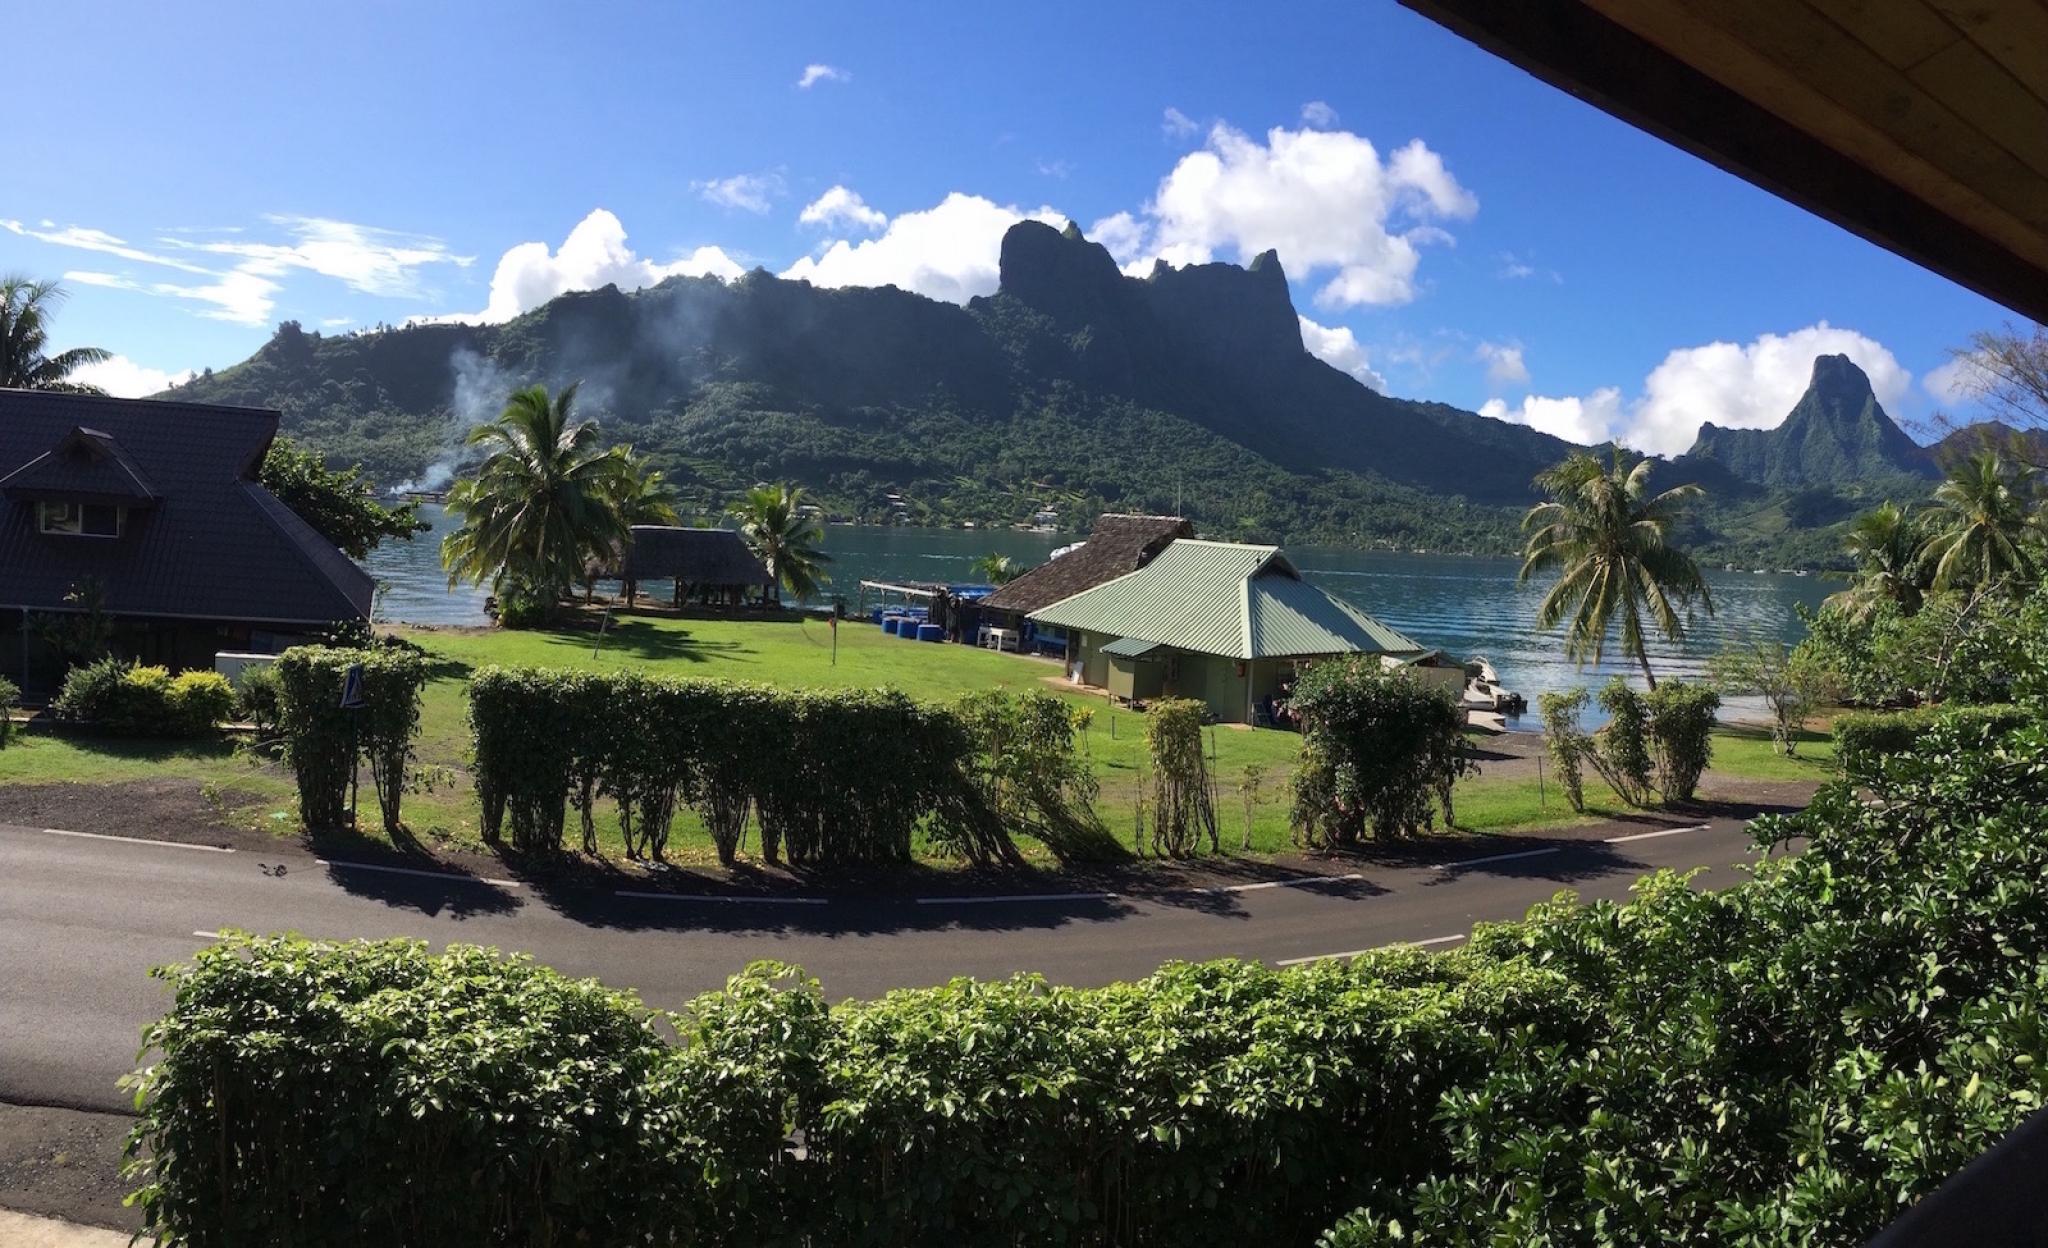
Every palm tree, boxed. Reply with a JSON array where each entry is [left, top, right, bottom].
[[1, 275, 112, 392], [729, 483, 830, 602], [1824, 500, 1926, 621], [1519, 449, 1714, 688], [580, 450, 680, 602], [971, 553, 1022, 585], [441, 383, 635, 612], [1918, 450, 2037, 592]]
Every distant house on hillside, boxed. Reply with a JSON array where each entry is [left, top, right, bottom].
[[1029, 539, 1423, 724], [615, 526, 775, 608], [978, 513, 1192, 650], [0, 391, 374, 691]]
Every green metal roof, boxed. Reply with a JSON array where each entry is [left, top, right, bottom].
[[1029, 539, 1425, 660], [1099, 635, 1165, 659]]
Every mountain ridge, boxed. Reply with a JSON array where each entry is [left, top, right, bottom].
[[1676, 354, 1936, 489]]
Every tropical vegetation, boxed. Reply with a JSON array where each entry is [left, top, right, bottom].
[[259, 434, 425, 558], [1519, 448, 1714, 686], [728, 482, 830, 601], [0, 273, 110, 392]]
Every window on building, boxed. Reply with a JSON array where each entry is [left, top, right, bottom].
[[38, 501, 122, 537]]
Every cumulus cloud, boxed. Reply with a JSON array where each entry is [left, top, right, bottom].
[[1477, 323, 1913, 453], [1481, 389, 1624, 445], [1298, 315, 1386, 392], [1625, 322, 1910, 455], [781, 192, 1064, 304], [798, 185, 887, 234], [1300, 100, 1340, 128], [1092, 123, 1477, 309], [427, 209, 743, 325], [1161, 107, 1199, 141], [696, 173, 783, 214], [1925, 352, 1994, 407], [797, 63, 849, 89], [69, 354, 197, 397], [1475, 340, 1529, 389]]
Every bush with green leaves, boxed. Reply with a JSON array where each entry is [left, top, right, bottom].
[[50, 659, 233, 738], [467, 668, 1021, 866], [1833, 703, 2032, 783], [1795, 592, 2021, 710], [1141, 697, 1218, 855], [950, 689, 1123, 862], [1594, 676, 1653, 804], [1291, 658, 1471, 846], [0, 674, 17, 748], [1713, 637, 1831, 755], [1645, 678, 1719, 802], [1538, 688, 1590, 813], [230, 662, 282, 739], [273, 646, 427, 833]]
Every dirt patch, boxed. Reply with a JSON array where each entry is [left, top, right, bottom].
[[0, 779, 275, 850], [0, 1102, 137, 1232]]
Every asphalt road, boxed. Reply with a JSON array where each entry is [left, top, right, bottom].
[[0, 815, 1781, 1115]]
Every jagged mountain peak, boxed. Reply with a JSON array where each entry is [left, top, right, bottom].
[[1681, 352, 1932, 488]]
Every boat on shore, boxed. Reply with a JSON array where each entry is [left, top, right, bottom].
[[1462, 655, 1527, 716]]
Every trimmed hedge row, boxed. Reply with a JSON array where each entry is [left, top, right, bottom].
[[1832, 703, 2030, 782], [274, 646, 428, 832], [49, 659, 235, 738], [467, 667, 1018, 865], [125, 936, 1576, 1247]]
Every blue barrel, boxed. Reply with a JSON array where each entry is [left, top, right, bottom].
[[898, 617, 921, 639], [917, 623, 945, 643], [881, 616, 901, 636], [871, 607, 887, 625]]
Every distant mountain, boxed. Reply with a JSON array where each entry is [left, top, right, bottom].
[[1677, 354, 1936, 489], [1931, 419, 2048, 467]]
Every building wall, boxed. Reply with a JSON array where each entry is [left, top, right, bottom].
[[1168, 653, 1252, 723]]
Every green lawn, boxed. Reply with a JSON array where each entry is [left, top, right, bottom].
[[0, 615, 1838, 866]]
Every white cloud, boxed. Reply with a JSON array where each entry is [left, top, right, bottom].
[[781, 192, 1064, 304], [1035, 158, 1073, 179], [1495, 249, 1561, 283], [159, 215, 471, 298], [320, 316, 353, 328], [798, 185, 887, 234], [428, 209, 744, 325], [70, 354, 196, 397], [1625, 322, 1910, 455], [1094, 123, 1477, 309], [797, 63, 849, 89], [154, 268, 283, 326], [1481, 389, 1624, 445], [1161, 107, 1199, 141], [1925, 352, 1993, 407], [1298, 315, 1386, 392], [1300, 100, 1340, 128], [1, 219, 212, 273], [1477, 323, 1914, 453], [696, 172, 783, 214], [1476, 340, 1529, 389]]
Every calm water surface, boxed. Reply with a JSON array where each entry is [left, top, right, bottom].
[[366, 506, 1829, 716]]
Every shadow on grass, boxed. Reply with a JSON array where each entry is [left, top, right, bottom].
[[302, 822, 522, 920], [579, 620, 758, 666]]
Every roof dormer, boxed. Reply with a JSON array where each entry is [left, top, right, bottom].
[[0, 425, 159, 539]]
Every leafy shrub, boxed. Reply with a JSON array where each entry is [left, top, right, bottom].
[[1538, 688, 1589, 812], [951, 689, 1123, 862], [0, 675, 17, 748], [273, 646, 428, 832], [1645, 678, 1719, 802], [466, 668, 1020, 866], [167, 671, 235, 737], [1143, 697, 1217, 855], [1595, 676, 1653, 804], [50, 659, 230, 737], [1833, 703, 2031, 783], [231, 662, 282, 737], [1291, 657, 1470, 846], [1713, 637, 1832, 755]]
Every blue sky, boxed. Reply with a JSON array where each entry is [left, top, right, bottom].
[[4, 0, 2015, 451]]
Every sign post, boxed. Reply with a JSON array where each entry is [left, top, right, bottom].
[[339, 663, 366, 829], [829, 613, 838, 667]]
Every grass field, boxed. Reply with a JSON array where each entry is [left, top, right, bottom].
[[0, 615, 1835, 867]]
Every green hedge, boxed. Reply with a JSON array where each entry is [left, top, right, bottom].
[[1290, 657, 1470, 845], [274, 646, 428, 832], [1833, 703, 2031, 782], [49, 659, 234, 738], [468, 667, 1019, 866], [128, 715, 2048, 1246]]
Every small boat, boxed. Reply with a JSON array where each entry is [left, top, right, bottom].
[[1462, 656, 1527, 716]]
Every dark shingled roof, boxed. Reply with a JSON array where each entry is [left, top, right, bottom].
[[980, 513, 1193, 615], [0, 390, 374, 624], [618, 526, 772, 586]]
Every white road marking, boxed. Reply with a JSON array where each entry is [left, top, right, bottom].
[[316, 859, 522, 888], [1434, 847, 1559, 871], [21, 826, 234, 853], [915, 891, 1119, 905], [192, 930, 222, 939], [615, 890, 829, 905], [1605, 823, 1713, 844], [1178, 873, 1363, 895], [1278, 933, 1466, 965]]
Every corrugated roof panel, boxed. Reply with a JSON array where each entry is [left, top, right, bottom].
[[1030, 539, 1422, 660]]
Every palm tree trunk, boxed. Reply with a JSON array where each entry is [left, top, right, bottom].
[[1636, 647, 1658, 690]]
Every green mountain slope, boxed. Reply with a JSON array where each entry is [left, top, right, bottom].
[[1679, 354, 1935, 489], [162, 222, 1960, 565]]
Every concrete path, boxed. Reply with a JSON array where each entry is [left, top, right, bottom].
[[0, 1208, 137, 1246]]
